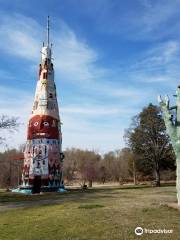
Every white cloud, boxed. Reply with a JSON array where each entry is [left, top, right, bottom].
[[61, 111, 126, 154], [85, 0, 180, 40], [129, 1, 180, 40], [61, 104, 136, 116], [0, 13, 151, 98], [54, 25, 98, 83], [0, 83, 134, 153], [126, 41, 180, 85], [0, 85, 33, 151], [0, 13, 41, 60], [0, 69, 14, 80], [0, 13, 153, 153], [63, 130, 124, 154], [0, 13, 99, 84], [141, 41, 179, 66], [138, 1, 179, 30]]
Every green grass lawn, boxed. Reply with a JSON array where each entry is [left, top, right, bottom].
[[0, 185, 179, 240]]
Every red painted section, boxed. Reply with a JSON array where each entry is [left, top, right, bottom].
[[27, 115, 59, 139]]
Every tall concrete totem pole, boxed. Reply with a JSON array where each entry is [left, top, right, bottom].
[[21, 17, 64, 193], [158, 87, 180, 205]]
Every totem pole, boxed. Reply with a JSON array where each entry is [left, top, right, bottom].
[[15, 17, 65, 193], [158, 86, 180, 205]]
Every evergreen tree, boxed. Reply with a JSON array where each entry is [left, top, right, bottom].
[[125, 104, 175, 186]]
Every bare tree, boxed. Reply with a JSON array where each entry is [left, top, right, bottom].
[[63, 148, 78, 182], [63, 148, 101, 187], [0, 115, 19, 144], [76, 150, 101, 187], [0, 149, 23, 188]]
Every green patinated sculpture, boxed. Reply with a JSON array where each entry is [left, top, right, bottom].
[[158, 86, 180, 205]]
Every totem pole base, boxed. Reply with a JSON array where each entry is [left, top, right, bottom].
[[11, 186, 66, 194], [11, 187, 32, 194]]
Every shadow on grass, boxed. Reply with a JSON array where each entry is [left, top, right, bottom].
[[78, 204, 105, 209], [0, 183, 176, 204]]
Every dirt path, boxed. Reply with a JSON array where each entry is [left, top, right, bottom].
[[0, 191, 99, 212]]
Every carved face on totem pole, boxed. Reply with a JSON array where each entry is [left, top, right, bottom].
[[27, 115, 59, 139]]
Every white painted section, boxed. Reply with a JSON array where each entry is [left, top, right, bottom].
[[31, 62, 60, 120], [41, 46, 51, 61]]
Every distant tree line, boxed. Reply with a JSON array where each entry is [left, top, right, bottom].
[[0, 149, 23, 188], [0, 146, 175, 188], [63, 148, 132, 187], [0, 105, 177, 188]]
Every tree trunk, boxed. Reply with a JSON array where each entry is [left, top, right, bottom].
[[8, 159, 12, 187], [154, 162, 160, 187], [88, 180, 92, 187], [102, 178, 105, 184], [133, 158, 137, 185], [119, 177, 123, 185]]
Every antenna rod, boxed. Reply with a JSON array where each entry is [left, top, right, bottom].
[[47, 16, 50, 47]]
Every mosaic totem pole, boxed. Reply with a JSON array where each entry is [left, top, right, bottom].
[[158, 87, 180, 205], [21, 17, 64, 193]]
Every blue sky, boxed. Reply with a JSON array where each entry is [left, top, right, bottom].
[[0, 0, 180, 153]]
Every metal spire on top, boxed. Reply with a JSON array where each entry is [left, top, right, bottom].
[[47, 16, 50, 47]]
